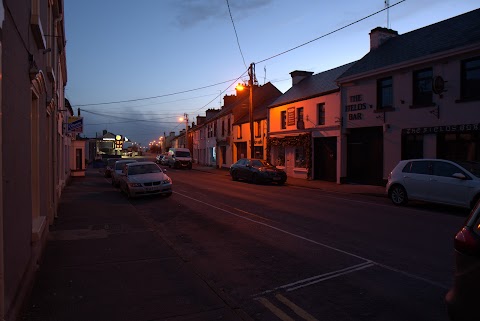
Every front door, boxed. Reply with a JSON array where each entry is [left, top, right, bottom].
[[314, 137, 337, 182], [236, 142, 247, 162], [347, 127, 383, 185], [285, 147, 295, 176]]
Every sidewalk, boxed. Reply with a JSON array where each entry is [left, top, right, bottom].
[[21, 167, 248, 321], [191, 164, 387, 198]]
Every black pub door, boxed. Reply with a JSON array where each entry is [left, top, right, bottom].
[[347, 127, 383, 185], [314, 137, 337, 182]]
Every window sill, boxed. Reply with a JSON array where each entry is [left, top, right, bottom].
[[455, 97, 480, 103], [294, 167, 308, 172], [374, 107, 395, 113], [409, 103, 436, 109]]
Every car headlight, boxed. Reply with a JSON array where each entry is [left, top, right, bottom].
[[162, 178, 172, 184], [128, 183, 142, 187]]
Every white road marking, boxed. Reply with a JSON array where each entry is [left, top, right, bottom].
[[173, 191, 449, 289], [253, 262, 374, 296]]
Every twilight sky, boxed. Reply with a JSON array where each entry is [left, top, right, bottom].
[[64, 0, 479, 147]]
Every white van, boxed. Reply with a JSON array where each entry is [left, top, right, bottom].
[[167, 148, 192, 169]]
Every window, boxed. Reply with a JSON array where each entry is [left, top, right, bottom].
[[413, 68, 433, 106], [377, 77, 393, 109], [461, 57, 480, 100], [403, 161, 430, 175], [281, 111, 287, 129], [317, 103, 325, 125], [255, 121, 261, 138], [228, 118, 231, 135], [222, 120, 225, 136], [274, 145, 285, 166], [401, 134, 423, 160], [432, 161, 467, 178], [214, 122, 217, 136], [295, 146, 306, 168], [297, 107, 304, 129], [237, 125, 242, 139], [254, 146, 263, 159]]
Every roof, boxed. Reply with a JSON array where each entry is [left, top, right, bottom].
[[233, 82, 283, 125], [268, 62, 356, 108], [338, 8, 480, 80]]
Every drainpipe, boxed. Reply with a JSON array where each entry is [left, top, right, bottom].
[[0, 6, 5, 319]]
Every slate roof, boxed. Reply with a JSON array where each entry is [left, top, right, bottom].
[[268, 62, 356, 108], [338, 8, 480, 80]]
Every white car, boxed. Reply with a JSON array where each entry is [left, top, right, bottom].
[[386, 159, 480, 209], [119, 161, 172, 198], [111, 159, 137, 187]]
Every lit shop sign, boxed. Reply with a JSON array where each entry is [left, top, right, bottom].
[[402, 123, 480, 135], [344, 95, 372, 121]]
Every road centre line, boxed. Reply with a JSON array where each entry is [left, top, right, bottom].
[[275, 294, 319, 321], [253, 262, 374, 297], [255, 297, 296, 321], [174, 191, 449, 289]]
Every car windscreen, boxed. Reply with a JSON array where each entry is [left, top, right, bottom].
[[251, 160, 273, 168], [128, 164, 161, 175], [175, 151, 190, 157]]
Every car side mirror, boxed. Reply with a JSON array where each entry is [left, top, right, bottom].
[[162, 169, 167, 173], [452, 173, 467, 180]]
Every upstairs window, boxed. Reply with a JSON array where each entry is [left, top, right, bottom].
[[255, 121, 261, 138], [377, 77, 393, 109], [237, 125, 242, 139], [461, 57, 480, 100], [413, 68, 433, 106], [317, 103, 325, 125], [281, 111, 286, 129], [297, 107, 304, 129], [227, 118, 231, 135]]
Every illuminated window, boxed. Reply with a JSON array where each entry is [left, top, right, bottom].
[[274, 145, 285, 166]]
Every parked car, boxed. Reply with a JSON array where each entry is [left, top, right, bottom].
[[104, 158, 119, 178], [111, 159, 137, 187], [445, 200, 480, 321], [230, 158, 287, 185], [119, 161, 172, 198], [166, 148, 192, 169], [155, 154, 165, 164], [387, 159, 480, 209]]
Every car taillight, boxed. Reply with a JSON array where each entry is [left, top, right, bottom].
[[454, 227, 479, 256]]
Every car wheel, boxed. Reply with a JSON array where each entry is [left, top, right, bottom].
[[231, 170, 238, 181], [390, 185, 408, 205]]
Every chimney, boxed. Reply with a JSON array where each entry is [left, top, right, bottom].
[[369, 27, 398, 50], [290, 70, 313, 86]]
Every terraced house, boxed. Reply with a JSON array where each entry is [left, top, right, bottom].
[[337, 8, 480, 185]]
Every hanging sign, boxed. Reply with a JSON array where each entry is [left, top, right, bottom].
[[67, 116, 83, 133]]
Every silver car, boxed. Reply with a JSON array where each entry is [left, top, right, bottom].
[[387, 159, 480, 209], [119, 161, 172, 198], [111, 159, 137, 187]]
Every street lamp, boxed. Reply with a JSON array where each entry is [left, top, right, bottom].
[[179, 114, 189, 149], [236, 64, 256, 158]]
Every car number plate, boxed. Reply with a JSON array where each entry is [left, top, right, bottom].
[[146, 186, 157, 191]]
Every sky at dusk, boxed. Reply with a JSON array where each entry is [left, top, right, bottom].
[[64, 0, 480, 147]]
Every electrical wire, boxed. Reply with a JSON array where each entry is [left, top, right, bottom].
[[226, 0, 248, 70], [255, 0, 406, 64]]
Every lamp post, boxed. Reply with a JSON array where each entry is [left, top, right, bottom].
[[179, 114, 189, 149], [248, 63, 255, 159]]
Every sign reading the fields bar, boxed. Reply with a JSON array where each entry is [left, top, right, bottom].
[[402, 123, 480, 135], [67, 116, 84, 133]]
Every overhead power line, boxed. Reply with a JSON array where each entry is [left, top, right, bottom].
[[226, 0, 248, 70], [255, 0, 406, 64]]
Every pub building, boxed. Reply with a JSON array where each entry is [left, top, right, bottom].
[[336, 8, 480, 185]]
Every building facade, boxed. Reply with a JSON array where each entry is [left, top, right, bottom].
[[337, 9, 480, 185], [0, 1, 69, 320]]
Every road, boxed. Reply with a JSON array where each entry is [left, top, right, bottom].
[[122, 166, 467, 321]]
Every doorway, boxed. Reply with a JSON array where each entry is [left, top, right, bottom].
[[314, 137, 337, 182]]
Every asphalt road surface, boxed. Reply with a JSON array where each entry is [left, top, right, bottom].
[[118, 166, 468, 321]]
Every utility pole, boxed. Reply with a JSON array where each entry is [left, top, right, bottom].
[[249, 62, 255, 159], [184, 113, 189, 150]]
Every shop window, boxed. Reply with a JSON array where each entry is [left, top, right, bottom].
[[318, 103, 325, 125], [274, 145, 285, 166], [295, 146, 307, 168], [461, 57, 480, 100], [377, 77, 393, 110], [281, 111, 287, 129], [437, 133, 480, 162], [413, 68, 433, 106]]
